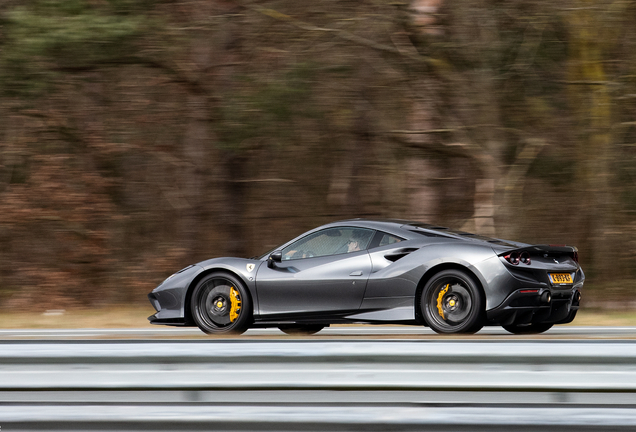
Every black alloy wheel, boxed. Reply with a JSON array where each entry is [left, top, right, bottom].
[[278, 325, 325, 336], [421, 269, 484, 334], [502, 323, 553, 334], [191, 272, 252, 335]]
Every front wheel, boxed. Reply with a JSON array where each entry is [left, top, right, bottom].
[[421, 269, 484, 334], [502, 323, 553, 334], [191, 272, 252, 335]]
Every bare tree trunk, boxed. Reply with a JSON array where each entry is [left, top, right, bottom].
[[215, 3, 247, 258], [223, 153, 248, 257], [178, 1, 214, 259], [567, 3, 614, 278]]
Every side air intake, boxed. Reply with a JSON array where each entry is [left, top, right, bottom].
[[384, 248, 419, 262]]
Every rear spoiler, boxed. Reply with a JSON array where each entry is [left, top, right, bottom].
[[499, 244, 579, 264], [506, 244, 578, 254]]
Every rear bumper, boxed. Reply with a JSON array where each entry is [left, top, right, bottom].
[[487, 287, 581, 326]]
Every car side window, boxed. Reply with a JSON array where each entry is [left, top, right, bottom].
[[367, 231, 405, 250], [282, 227, 375, 260], [379, 233, 403, 247]]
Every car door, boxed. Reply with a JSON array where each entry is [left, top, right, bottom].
[[255, 227, 374, 316]]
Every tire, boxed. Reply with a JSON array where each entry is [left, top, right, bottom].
[[421, 269, 484, 334], [190, 272, 252, 335], [502, 323, 553, 334], [278, 325, 325, 336], [555, 309, 577, 325]]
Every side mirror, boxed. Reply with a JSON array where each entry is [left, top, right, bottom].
[[267, 251, 282, 268]]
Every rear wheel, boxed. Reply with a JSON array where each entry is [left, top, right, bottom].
[[502, 323, 553, 334], [555, 309, 577, 324], [278, 325, 325, 336], [421, 269, 484, 334], [191, 272, 252, 335]]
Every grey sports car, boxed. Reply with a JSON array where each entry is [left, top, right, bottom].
[[148, 219, 584, 335]]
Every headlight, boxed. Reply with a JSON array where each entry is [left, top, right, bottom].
[[159, 264, 195, 286]]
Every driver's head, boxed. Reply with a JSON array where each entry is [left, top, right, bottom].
[[347, 233, 362, 252]]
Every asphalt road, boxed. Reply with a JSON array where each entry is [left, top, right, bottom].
[[1, 325, 636, 339]]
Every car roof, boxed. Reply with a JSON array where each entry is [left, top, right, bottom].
[[320, 218, 433, 238], [322, 218, 524, 248], [322, 218, 410, 230]]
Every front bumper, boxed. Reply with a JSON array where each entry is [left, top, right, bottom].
[[147, 313, 188, 326], [147, 265, 203, 326]]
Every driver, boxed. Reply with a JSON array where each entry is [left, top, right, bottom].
[[285, 249, 305, 259], [347, 231, 366, 253]]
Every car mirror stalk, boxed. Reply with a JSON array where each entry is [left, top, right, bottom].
[[268, 251, 282, 268]]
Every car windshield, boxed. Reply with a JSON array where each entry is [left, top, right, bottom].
[[253, 227, 375, 260]]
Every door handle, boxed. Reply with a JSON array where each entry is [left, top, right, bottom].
[[349, 271, 363, 276]]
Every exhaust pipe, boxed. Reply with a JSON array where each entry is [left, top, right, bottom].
[[540, 291, 552, 305]]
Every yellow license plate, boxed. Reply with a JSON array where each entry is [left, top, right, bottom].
[[549, 273, 573, 284]]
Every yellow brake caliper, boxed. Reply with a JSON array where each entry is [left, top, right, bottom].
[[436, 284, 450, 320], [229, 287, 242, 322]]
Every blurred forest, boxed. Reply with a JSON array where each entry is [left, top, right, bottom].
[[0, 0, 635, 311]]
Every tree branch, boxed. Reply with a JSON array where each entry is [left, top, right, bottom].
[[389, 133, 474, 159], [248, 4, 432, 65], [51, 55, 210, 94]]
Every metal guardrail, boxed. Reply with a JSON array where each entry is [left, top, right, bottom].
[[4, 405, 636, 431], [2, 340, 636, 431]]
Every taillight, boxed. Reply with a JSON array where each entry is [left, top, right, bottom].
[[504, 251, 531, 265], [520, 251, 531, 265], [573, 251, 579, 263], [504, 252, 519, 265]]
